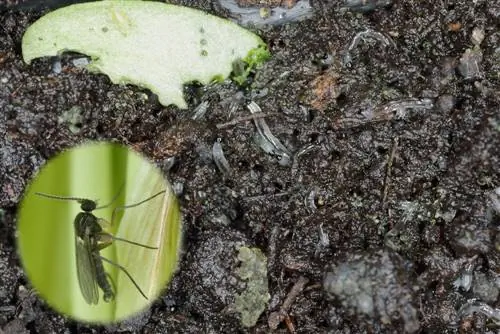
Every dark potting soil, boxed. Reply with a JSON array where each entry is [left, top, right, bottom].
[[1, 0, 499, 332]]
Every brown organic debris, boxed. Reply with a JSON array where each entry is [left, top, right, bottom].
[[303, 70, 342, 111]]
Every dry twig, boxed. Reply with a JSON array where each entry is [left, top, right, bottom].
[[216, 112, 279, 129], [268, 276, 309, 332]]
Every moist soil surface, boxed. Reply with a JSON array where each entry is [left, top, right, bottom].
[[1, 0, 500, 333]]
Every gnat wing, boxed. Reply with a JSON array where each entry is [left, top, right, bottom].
[[75, 235, 99, 304]]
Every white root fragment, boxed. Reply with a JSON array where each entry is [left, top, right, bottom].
[[315, 223, 330, 256], [458, 299, 500, 325], [248, 101, 291, 166], [191, 101, 210, 120], [375, 98, 434, 119], [268, 276, 309, 330], [212, 138, 231, 178], [343, 29, 395, 65], [306, 187, 319, 213], [342, 0, 393, 13], [458, 48, 483, 80]]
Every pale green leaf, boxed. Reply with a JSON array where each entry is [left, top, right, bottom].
[[22, 0, 269, 108]]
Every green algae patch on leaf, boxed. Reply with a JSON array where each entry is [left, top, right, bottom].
[[22, 0, 269, 108], [234, 247, 270, 327]]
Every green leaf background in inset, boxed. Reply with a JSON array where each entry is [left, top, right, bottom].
[[113, 154, 181, 319], [17, 142, 181, 323]]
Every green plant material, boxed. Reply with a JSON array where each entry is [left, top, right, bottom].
[[22, 0, 270, 108], [234, 247, 270, 327], [232, 45, 271, 86], [17, 142, 182, 323]]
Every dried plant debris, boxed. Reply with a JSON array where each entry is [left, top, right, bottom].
[[451, 257, 500, 306], [219, 0, 313, 27], [470, 27, 485, 47], [458, 300, 500, 326], [235, 0, 297, 7], [234, 247, 270, 327], [334, 98, 434, 129], [324, 250, 420, 333], [342, 0, 393, 12], [458, 48, 483, 80], [191, 101, 210, 120], [457, 27, 485, 80], [212, 138, 232, 178], [343, 29, 395, 65], [57, 106, 83, 134], [303, 70, 342, 111], [22, 1, 269, 108], [248, 101, 291, 166]]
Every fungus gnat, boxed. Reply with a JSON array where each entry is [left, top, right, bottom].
[[35, 189, 165, 304]]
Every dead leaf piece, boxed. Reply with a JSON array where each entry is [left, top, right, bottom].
[[303, 70, 341, 111], [447, 22, 462, 32]]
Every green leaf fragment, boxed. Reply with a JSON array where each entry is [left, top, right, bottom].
[[234, 247, 270, 327], [232, 45, 271, 86], [22, 0, 270, 108]]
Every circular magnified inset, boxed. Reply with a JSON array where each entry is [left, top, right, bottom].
[[18, 142, 182, 323]]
